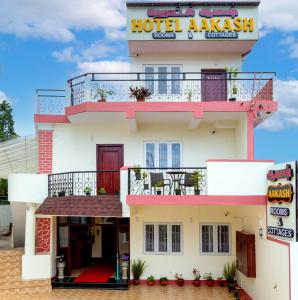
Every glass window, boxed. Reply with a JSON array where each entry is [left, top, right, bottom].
[[171, 143, 181, 168], [159, 143, 168, 168], [145, 224, 155, 252], [217, 225, 230, 253], [202, 225, 214, 253], [158, 67, 167, 94], [158, 224, 168, 252], [171, 66, 181, 94], [145, 66, 154, 94], [172, 225, 181, 253], [146, 143, 155, 168]]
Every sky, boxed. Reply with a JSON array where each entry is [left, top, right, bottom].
[[0, 0, 298, 163]]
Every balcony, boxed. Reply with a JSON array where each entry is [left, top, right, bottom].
[[36, 72, 275, 116]]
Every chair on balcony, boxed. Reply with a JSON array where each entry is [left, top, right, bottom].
[[149, 172, 171, 195]]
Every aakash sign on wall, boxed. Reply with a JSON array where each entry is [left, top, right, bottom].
[[127, 4, 258, 41], [266, 162, 297, 241]]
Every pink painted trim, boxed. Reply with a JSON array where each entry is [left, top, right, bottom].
[[247, 111, 254, 160], [34, 114, 69, 123], [127, 195, 266, 206], [207, 159, 274, 163], [120, 166, 129, 170]]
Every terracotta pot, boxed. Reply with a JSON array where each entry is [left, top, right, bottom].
[[176, 279, 184, 286], [193, 280, 201, 287], [206, 280, 214, 287], [160, 279, 168, 286], [147, 280, 155, 286], [132, 279, 140, 285], [137, 98, 145, 102]]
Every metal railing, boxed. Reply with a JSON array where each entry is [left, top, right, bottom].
[[36, 72, 275, 115], [128, 167, 207, 196], [48, 170, 120, 197]]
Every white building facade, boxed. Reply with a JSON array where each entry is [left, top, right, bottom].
[[8, 1, 298, 299]]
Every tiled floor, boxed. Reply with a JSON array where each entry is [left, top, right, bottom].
[[2, 285, 235, 300]]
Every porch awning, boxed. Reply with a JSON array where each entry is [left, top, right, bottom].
[[35, 195, 122, 217]]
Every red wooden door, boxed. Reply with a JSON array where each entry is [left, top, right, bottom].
[[97, 145, 123, 194], [201, 69, 227, 101]]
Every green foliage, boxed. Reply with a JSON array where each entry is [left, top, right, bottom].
[[153, 180, 164, 188], [131, 259, 146, 280], [191, 170, 204, 190], [132, 165, 141, 175], [147, 275, 154, 282], [98, 187, 106, 194], [203, 272, 214, 281], [95, 88, 114, 101], [0, 178, 8, 197], [129, 86, 152, 100], [159, 277, 168, 281], [0, 100, 17, 142], [223, 261, 237, 283]]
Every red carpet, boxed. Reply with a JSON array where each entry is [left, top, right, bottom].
[[74, 264, 114, 283]]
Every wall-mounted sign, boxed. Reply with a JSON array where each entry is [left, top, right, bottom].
[[267, 183, 294, 204], [266, 162, 297, 242], [127, 4, 258, 42], [267, 164, 293, 181]]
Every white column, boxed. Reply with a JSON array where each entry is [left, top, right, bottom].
[[24, 203, 36, 256], [120, 167, 130, 217]]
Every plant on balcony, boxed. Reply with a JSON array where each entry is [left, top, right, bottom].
[[192, 268, 201, 287], [191, 170, 203, 195], [175, 187, 182, 195], [226, 67, 238, 101], [58, 190, 66, 197], [159, 277, 168, 286], [132, 165, 142, 180], [98, 187, 107, 195], [94, 87, 114, 102], [175, 273, 185, 286], [83, 186, 92, 196], [131, 259, 146, 285], [204, 273, 214, 287], [147, 275, 155, 286], [186, 90, 192, 102], [129, 86, 151, 102], [153, 180, 164, 195], [142, 172, 149, 190]]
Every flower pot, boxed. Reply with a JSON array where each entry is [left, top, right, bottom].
[[175, 190, 182, 195], [156, 190, 162, 195], [193, 280, 201, 287], [206, 280, 214, 287], [218, 279, 225, 287], [98, 98, 106, 102], [144, 183, 149, 190], [194, 189, 200, 195], [229, 97, 236, 101], [147, 280, 155, 286], [228, 282, 237, 293], [85, 192, 91, 196], [176, 279, 184, 286], [137, 98, 145, 102], [132, 279, 140, 285], [135, 173, 141, 180], [160, 279, 168, 286], [58, 191, 65, 197]]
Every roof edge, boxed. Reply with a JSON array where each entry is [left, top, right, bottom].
[[126, 1, 260, 7]]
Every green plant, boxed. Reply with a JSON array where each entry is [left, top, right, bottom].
[[142, 172, 148, 180], [98, 187, 107, 194], [95, 87, 114, 101], [193, 268, 201, 280], [131, 259, 146, 280], [147, 275, 155, 282], [132, 165, 141, 175], [204, 273, 214, 281], [191, 170, 203, 190], [186, 90, 192, 102], [83, 186, 92, 194], [160, 276, 168, 281], [153, 180, 164, 188], [225, 67, 239, 97], [129, 86, 151, 101], [223, 261, 237, 283]]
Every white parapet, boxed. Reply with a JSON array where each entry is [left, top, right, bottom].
[[120, 167, 130, 217], [207, 160, 274, 195], [8, 173, 48, 204]]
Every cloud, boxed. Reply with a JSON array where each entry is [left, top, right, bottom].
[[280, 36, 298, 58], [259, 0, 298, 33], [0, 0, 126, 42], [77, 60, 130, 73], [0, 90, 9, 103], [104, 29, 127, 40], [52, 47, 77, 62], [260, 79, 298, 131]]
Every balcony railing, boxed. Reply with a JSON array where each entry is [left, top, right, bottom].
[[36, 72, 275, 115], [48, 170, 120, 197], [128, 167, 207, 196]]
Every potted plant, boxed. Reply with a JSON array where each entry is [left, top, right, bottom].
[[131, 259, 146, 285], [159, 277, 168, 286], [58, 190, 65, 197], [153, 180, 164, 195], [142, 172, 149, 190], [175, 273, 184, 286], [186, 90, 192, 102], [204, 273, 214, 287], [175, 188, 182, 195], [133, 165, 142, 180], [98, 187, 107, 195], [129, 86, 151, 102], [217, 276, 225, 287], [147, 275, 155, 286], [226, 67, 238, 101], [83, 186, 92, 196], [192, 268, 201, 287], [223, 262, 237, 292], [191, 170, 203, 195], [95, 87, 113, 102]]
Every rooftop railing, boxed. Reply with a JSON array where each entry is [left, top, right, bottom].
[[36, 72, 275, 115]]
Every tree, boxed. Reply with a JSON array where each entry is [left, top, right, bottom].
[[0, 178, 7, 197], [0, 100, 17, 142]]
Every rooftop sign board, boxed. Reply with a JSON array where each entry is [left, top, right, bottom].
[[127, 2, 258, 41]]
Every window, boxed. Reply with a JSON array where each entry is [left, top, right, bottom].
[[200, 224, 231, 255], [145, 142, 182, 168], [144, 65, 182, 96], [144, 223, 182, 254]]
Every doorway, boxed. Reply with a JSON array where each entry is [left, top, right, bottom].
[[97, 145, 124, 194], [201, 69, 227, 101]]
